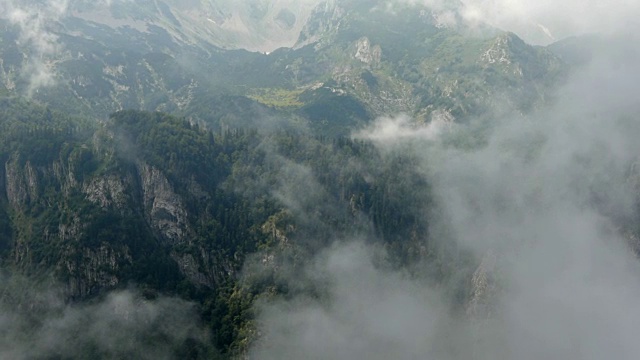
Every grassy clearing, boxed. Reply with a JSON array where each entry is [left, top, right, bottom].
[[247, 88, 305, 108]]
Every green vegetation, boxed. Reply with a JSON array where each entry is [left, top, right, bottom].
[[0, 1, 574, 357], [247, 88, 305, 108], [0, 103, 458, 356]]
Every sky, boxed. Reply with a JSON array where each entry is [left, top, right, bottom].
[[394, 0, 640, 43]]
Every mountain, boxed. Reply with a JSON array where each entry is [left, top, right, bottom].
[[0, 98, 443, 356], [0, 0, 616, 358], [287, 1, 566, 122], [0, 0, 567, 136], [68, 0, 324, 52]]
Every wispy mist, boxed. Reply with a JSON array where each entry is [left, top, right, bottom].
[[249, 22, 640, 360], [0, 273, 212, 359], [392, 0, 640, 44], [0, 0, 69, 94], [249, 242, 460, 359]]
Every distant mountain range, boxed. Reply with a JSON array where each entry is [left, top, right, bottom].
[[68, 0, 324, 52], [0, 0, 574, 136]]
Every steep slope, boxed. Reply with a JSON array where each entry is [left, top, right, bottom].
[[1, 2, 636, 358], [70, 0, 324, 52], [209, 0, 566, 139], [0, 101, 448, 355], [0, 0, 567, 137], [0, 103, 240, 297]]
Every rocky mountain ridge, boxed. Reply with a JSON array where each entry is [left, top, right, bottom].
[[0, 0, 568, 136]]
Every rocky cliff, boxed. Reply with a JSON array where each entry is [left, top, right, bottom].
[[0, 113, 245, 299]]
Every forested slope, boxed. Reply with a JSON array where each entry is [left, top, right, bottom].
[[0, 100, 460, 357]]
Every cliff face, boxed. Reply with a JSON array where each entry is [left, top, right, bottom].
[[0, 123, 236, 298], [136, 161, 223, 288], [5, 155, 34, 209], [3, 153, 121, 296], [83, 175, 129, 210], [138, 162, 189, 244], [63, 243, 132, 299]]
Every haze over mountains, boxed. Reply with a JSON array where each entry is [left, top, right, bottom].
[[0, 0, 573, 135], [0, 0, 639, 359]]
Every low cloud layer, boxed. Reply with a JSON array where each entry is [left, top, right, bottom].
[[250, 242, 458, 359], [0, 0, 133, 93], [460, 0, 640, 43], [394, 0, 640, 44], [0, 0, 70, 93], [250, 26, 640, 360], [0, 273, 211, 359]]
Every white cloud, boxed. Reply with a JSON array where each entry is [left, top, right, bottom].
[[251, 27, 640, 359], [398, 0, 640, 44], [354, 111, 454, 145], [0, 0, 70, 94], [0, 276, 211, 359], [0, 0, 130, 93]]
